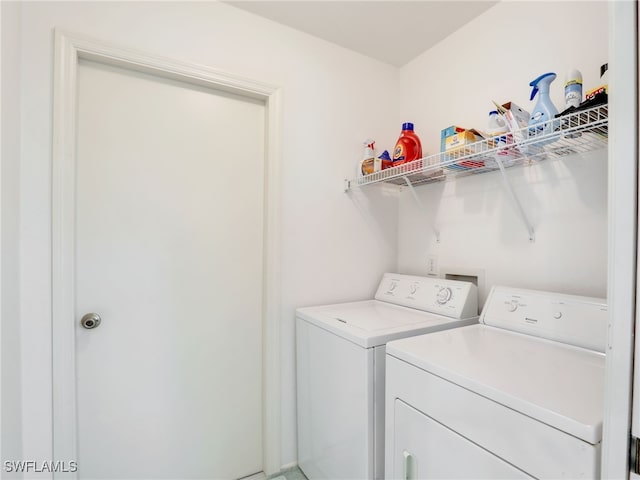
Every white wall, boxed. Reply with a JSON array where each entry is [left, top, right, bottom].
[[13, 0, 613, 472], [2, 1, 24, 475], [397, 1, 609, 306], [16, 1, 398, 471]]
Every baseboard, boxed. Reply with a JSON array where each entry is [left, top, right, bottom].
[[240, 472, 267, 480], [279, 462, 298, 472], [265, 462, 299, 480]]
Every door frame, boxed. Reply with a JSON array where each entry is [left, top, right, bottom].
[[601, 1, 638, 477], [51, 29, 282, 477]]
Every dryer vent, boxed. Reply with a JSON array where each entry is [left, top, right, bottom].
[[444, 273, 478, 286], [440, 266, 485, 294]]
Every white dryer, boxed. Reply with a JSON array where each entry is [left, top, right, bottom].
[[385, 285, 608, 479], [296, 273, 478, 480]]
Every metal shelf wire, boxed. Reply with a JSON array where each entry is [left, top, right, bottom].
[[344, 105, 608, 191]]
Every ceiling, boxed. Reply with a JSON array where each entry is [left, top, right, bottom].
[[226, 1, 498, 67]]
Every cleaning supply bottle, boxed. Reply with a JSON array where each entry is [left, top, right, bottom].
[[564, 69, 583, 109], [487, 110, 514, 165], [528, 72, 559, 137], [487, 111, 508, 137], [359, 139, 376, 176], [392, 123, 422, 166], [378, 150, 393, 170]]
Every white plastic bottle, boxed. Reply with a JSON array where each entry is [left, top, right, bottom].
[[487, 111, 514, 166], [359, 139, 376, 177], [487, 110, 508, 136], [565, 69, 583, 109]]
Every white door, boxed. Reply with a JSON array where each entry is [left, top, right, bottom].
[[73, 59, 265, 479]]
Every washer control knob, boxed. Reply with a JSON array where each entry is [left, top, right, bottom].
[[553, 311, 563, 319], [388, 281, 398, 292], [506, 302, 518, 312], [409, 284, 418, 295], [436, 287, 452, 305]]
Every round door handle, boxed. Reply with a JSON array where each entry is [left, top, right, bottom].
[[81, 312, 101, 330]]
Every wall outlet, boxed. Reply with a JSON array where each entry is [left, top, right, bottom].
[[427, 255, 438, 275]]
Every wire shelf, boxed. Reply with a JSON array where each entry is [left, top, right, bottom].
[[345, 105, 608, 191]]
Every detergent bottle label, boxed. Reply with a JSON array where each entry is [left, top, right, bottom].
[[393, 144, 405, 161]]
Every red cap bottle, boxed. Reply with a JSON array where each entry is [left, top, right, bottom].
[[392, 123, 423, 166]]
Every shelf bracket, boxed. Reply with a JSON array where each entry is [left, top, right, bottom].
[[495, 158, 535, 242], [403, 176, 441, 243]]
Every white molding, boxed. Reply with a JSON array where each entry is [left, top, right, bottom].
[[51, 29, 282, 477], [52, 30, 80, 475], [0, 1, 4, 470], [56, 30, 277, 100], [601, 2, 638, 478], [263, 86, 283, 476]]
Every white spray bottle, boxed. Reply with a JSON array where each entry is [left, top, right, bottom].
[[565, 69, 583, 108], [528, 72, 559, 138]]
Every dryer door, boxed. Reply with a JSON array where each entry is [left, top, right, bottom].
[[391, 400, 533, 480]]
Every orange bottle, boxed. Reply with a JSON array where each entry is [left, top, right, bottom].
[[392, 123, 422, 166]]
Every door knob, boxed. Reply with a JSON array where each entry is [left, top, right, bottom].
[[81, 312, 101, 329]]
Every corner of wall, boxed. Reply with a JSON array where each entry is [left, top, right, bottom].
[[393, 1, 609, 301]]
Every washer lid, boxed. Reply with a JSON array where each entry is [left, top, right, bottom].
[[386, 324, 605, 445], [296, 300, 477, 348]]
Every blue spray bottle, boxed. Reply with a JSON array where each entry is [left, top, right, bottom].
[[528, 72, 559, 138]]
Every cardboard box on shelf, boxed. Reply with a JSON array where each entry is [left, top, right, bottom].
[[440, 125, 465, 152], [443, 129, 487, 168], [445, 130, 482, 153], [585, 85, 607, 101]]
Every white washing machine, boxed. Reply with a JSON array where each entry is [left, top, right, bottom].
[[296, 273, 478, 480], [385, 285, 608, 480]]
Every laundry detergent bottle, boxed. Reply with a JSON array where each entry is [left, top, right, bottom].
[[528, 72, 559, 137], [393, 123, 422, 166]]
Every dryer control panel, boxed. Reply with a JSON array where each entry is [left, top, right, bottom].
[[374, 273, 478, 319], [481, 286, 608, 352]]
